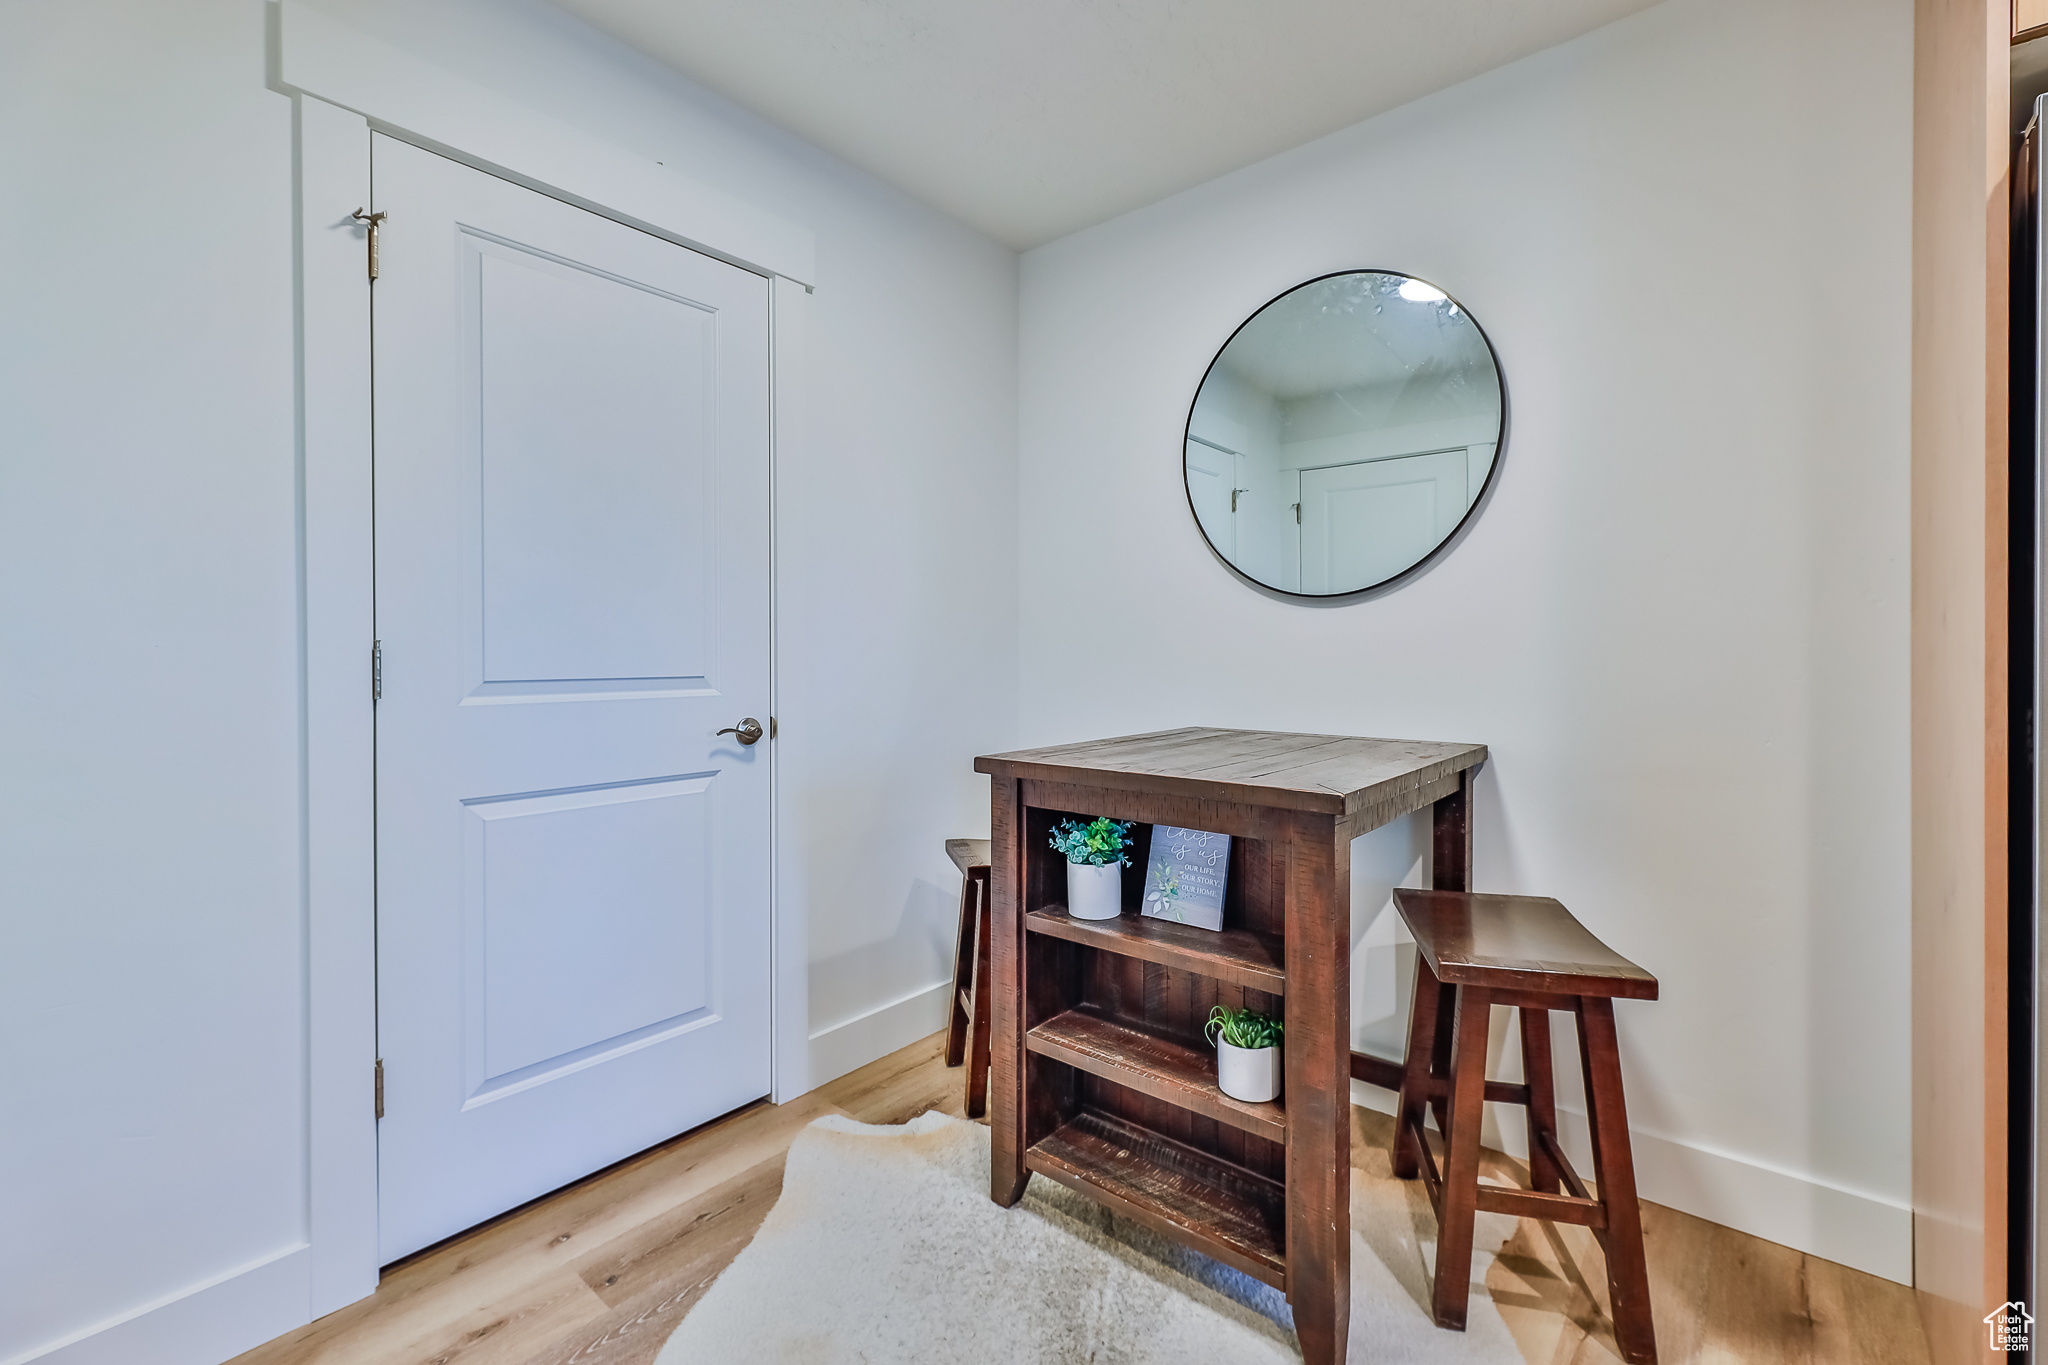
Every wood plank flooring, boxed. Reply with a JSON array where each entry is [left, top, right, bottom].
[[1455, 1117, 1929, 1364], [232, 1034, 1929, 1365]]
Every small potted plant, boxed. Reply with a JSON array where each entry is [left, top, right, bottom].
[[1206, 1004, 1282, 1103], [1049, 816, 1134, 920]]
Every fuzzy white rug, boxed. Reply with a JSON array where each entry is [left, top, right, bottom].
[[654, 1110, 1525, 1364]]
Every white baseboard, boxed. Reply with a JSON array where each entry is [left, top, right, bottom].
[[5, 1244, 310, 1365], [807, 979, 953, 1090], [1350, 1075, 1911, 1285]]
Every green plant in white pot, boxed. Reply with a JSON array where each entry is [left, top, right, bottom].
[[1049, 817, 1133, 920], [1206, 1004, 1282, 1103]]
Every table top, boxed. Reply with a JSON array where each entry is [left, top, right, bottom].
[[975, 727, 1487, 818]]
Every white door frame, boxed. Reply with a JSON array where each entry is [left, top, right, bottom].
[[282, 8, 813, 1316]]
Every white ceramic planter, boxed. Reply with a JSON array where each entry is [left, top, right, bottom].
[[1216, 1039, 1281, 1103], [1066, 860, 1123, 920]]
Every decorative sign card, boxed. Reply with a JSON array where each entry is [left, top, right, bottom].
[[1141, 826, 1232, 932]]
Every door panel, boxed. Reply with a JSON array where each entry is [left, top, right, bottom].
[[371, 134, 772, 1261], [1186, 440, 1235, 559], [473, 239, 714, 685], [1298, 449, 1468, 593], [464, 774, 715, 1086]]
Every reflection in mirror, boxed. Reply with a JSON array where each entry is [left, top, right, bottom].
[[1185, 272, 1503, 596]]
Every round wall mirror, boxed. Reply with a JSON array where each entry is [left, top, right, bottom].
[[1184, 271, 1504, 597]]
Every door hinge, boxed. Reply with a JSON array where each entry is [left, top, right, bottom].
[[372, 640, 383, 702], [374, 1058, 385, 1119], [350, 207, 388, 280]]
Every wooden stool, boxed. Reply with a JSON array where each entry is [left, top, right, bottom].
[[943, 838, 993, 1117], [1389, 888, 1660, 1365]]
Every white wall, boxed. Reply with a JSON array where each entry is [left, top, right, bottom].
[[0, 7, 310, 1362], [0, 2, 1017, 1361], [1018, 0, 1913, 1282]]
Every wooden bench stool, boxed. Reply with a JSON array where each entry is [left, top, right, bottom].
[[943, 838, 992, 1117], [1389, 888, 1660, 1365]]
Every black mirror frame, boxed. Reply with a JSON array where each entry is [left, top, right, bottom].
[[1182, 269, 1509, 601]]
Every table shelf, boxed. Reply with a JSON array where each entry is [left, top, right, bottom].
[[1026, 1006, 1286, 1141], [1024, 1109, 1286, 1288], [1025, 905, 1286, 993]]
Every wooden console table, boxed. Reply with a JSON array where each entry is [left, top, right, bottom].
[[974, 728, 1488, 1365]]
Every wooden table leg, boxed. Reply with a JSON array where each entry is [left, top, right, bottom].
[[1432, 982, 1492, 1330], [989, 776, 1029, 1207], [1432, 768, 1473, 893], [1577, 996, 1658, 1364], [1285, 812, 1350, 1365], [1420, 769, 1472, 1142]]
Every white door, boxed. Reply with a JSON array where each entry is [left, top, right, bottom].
[[1298, 449, 1469, 593], [369, 135, 773, 1261], [1186, 440, 1237, 559]]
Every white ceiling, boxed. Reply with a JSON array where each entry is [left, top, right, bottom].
[[1219, 273, 1496, 400], [551, 0, 1661, 249]]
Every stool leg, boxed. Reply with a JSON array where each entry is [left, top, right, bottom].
[[1426, 979, 1458, 1140], [1391, 957, 1444, 1179], [965, 870, 993, 1118], [944, 868, 978, 1068], [1519, 1006, 1560, 1195], [1432, 983, 1491, 1330], [1576, 996, 1658, 1365]]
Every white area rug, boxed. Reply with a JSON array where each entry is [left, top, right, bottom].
[[654, 1110, 1524, 1364]]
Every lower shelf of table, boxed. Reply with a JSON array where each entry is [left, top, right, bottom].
[[1023, 1108, 1287, 1289], [1026, 1007, 1287, 1141]]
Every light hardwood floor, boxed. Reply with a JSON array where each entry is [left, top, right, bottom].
[[232, 1034, 1929, 1365]]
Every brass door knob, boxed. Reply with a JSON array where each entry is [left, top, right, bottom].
[[716, 717, 765, 745]]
